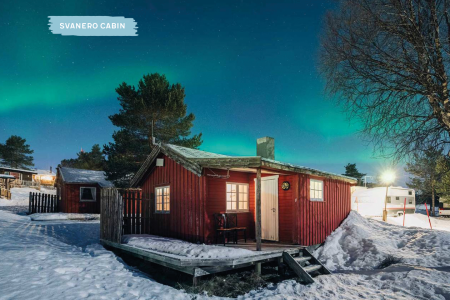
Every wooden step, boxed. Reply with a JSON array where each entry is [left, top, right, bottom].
[[303, 264, 322, 273], [294, 256, 312, 264]]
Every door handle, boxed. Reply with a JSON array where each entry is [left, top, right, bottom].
[[272, 208, 276, 212]]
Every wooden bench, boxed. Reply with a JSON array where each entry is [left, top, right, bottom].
[[214, 213, 247, 246]]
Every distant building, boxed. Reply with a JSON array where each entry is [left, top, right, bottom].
[[0, 166, 37, 183], [33, 167, 56, 186], [55, 167, 114, 214], [351, 186, 416, 217]]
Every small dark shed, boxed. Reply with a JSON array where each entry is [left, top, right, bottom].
[[56, 167, 114, 214]]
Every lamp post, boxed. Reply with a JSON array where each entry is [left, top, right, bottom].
[[381, 171, 395, 222]]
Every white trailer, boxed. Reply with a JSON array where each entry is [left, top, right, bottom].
[[351, 186, 416, 217]]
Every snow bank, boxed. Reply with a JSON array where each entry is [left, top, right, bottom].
[[314, 211, 450, 271], [29, 213, 99, 221], [0, 187, 56, 206], [123, 235, 260, 259]]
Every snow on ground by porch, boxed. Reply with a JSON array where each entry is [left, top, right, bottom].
[[29, 213, 99, 221], [0, 209, 450, 299], [0, 187, 56, 206], [123, 234, 261, 259], [315, 211, 450, 271]]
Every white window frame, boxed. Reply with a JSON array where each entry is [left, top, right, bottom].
[[226, 182, 249, 212], [310, 179, 324, 202], [80, 187, 96, 202], [155, 186, 170, 214]]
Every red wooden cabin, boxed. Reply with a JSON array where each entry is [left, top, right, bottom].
[[130, 137, 356, 246], [56, 167, 114, 214]]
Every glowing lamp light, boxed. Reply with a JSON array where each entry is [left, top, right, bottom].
[[381, 171, 396, 185], [41, 175, 54, 181]]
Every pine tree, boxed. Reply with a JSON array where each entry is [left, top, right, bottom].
[[405, 148, 445, 216], [60, 144, 105, 171], [343, 163, 366, 186], [104, 73, 202, 186], [0, 135, 34, 169]]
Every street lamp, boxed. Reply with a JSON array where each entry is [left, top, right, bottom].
[[381, 170, 396, 221]]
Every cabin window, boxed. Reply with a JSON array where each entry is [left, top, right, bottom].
[[409, 198, 413, 204], [80, 187, 96, 202], [387, 197, 391, 203], [310, 179, 324, 201], [396, 197, 400, 201], [408, 191, 413, 195], [226, 183, 249, 212], [155, 186, 170, 213]]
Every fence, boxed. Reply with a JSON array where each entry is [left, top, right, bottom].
[[122, 190, 152, 235], [100, 188, 124, 244], [100, 189, 152, 243], [28, 192, 60, 214]]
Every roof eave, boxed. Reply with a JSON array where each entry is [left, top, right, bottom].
[[261, 160, 357, 184]]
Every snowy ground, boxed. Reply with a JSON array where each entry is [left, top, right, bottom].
[[30, 213, 100, 221], [315, 211, 450, 271], [0, 187, 56, 207], [123, 235, 262, 259], [1, 188, 450, 299], [382, 213, 450, 232]]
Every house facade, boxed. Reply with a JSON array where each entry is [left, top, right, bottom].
[[56, 167, 114, 214], [130, 138, 356, 246], [0, 166, 37, 183]]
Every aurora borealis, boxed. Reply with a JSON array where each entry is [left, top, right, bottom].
[[0, 1, 395, 180]]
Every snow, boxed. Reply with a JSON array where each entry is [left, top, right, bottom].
[[0, 208, 450, 299], [166, 144, 230, 159], [123, 234, 261, 259], [30, 213, 99, 221], [59, 167, 114, 187], [314, 211, 450, 271], [0, 187, 56, 206], [382, 213, 450, 232]]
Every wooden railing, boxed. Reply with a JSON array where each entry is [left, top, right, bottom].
[[100, 189, 153, 243], [122, 190, 152, 235], [29, 192, 60, 214]]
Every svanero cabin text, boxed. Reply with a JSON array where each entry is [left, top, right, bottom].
[[129, 137, 356, 247]]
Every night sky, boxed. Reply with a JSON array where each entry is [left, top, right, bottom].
[[0, 1, 404, 183]]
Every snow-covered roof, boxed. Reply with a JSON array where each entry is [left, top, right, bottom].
[[0, 174, 15, 179], [0, 165, 37, 174], [35, 169, 55, 175], [165, 144, 230, 159], [261, 158, 357, 182], [59, 167, 114, 188], [131, 143, 357, 187]]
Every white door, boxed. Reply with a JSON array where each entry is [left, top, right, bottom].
[[255, 175, 279, 241]]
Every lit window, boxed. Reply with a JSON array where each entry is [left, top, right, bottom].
[[226, 183, 249, 212], [80, 187, 96, 202], [310, 179, 324, 201], [155, 186, 170, 213]]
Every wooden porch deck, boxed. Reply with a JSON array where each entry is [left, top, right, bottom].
[[100, 239, 304, 281]]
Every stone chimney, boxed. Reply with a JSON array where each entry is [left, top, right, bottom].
[[257, 137, 275, 160]]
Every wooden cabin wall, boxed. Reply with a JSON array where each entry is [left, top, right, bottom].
[[140, 154, 206, 243], [296, 174, 352, 246], [204, 170, 253, 243], [60, 182, 101, 213]]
